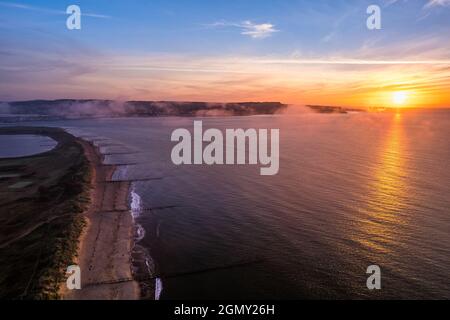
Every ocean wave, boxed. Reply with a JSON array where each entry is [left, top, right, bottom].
[[130, 185, 163, 299], [130, 186, 143, 219], [155, 278, 163, 300]]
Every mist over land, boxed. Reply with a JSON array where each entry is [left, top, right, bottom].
[[0, 100, 287, 122]]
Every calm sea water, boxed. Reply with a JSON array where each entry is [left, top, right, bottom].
[[0, 135, 56, 158], [5, 110, 450, 299]]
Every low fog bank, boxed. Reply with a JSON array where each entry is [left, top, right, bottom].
[[281, 104, 368, 114], [0, 100, 288, 121]]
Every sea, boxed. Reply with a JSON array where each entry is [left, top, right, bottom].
[[1, 109, 449, 299]]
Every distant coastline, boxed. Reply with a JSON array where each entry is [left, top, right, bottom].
[[306, 105, 367, 114], [0, 100, 287, 122]]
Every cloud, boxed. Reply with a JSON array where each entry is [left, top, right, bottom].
[[239, 21, 278, 39], [207, 20, 278, 39], [247, 58, 450, 65], [0, 1, 111, 18], [424, 0, 450, 8], [385, 0, 450, 9], [321, 8, 358, 43]]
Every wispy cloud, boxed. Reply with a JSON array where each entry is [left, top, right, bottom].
[[239, 21, 279, 39], [0, 1, 111, 18], [2, 50, 450, 106], [247, 58, 450, 65], [207, 20, 278, 39], [321, 9, 357, 43], [385, 0, 450, 9], [424, 0, 450, 8]]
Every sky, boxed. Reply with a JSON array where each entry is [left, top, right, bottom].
[[0, 0, 449, 108]]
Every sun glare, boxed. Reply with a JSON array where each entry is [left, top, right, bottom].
[[392, 91, 408, 106]]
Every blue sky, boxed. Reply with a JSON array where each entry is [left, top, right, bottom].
[[0, 0, 449, 106]]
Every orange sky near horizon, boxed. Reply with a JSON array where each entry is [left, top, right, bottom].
[[58, 55, 449, 109], [2, 54, 449, 109]]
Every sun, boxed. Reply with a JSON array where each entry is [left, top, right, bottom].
[[392, 91, 408, 106]]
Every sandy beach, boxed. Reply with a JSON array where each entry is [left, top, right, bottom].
[[62, 138, 139, 300]]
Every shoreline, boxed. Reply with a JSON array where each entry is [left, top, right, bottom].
[[62, 137, 140, 299]]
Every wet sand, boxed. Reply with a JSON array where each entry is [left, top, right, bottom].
[[62, 139, 139, 299]]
